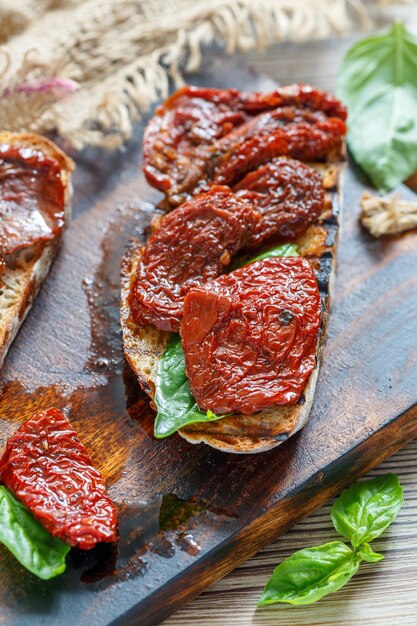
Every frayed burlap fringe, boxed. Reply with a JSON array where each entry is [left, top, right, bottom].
[[0, 0, 409, 150]]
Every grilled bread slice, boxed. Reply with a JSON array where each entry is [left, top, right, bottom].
[[121, 160, 343, 453], [0, 132, 74, 369]]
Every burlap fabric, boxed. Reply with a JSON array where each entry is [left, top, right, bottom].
[[0, 0, 407, 149]]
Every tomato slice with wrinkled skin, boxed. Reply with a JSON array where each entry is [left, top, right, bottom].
[[211, 107, 346, 187], [129, 186, 260, 332], [0, 408, 118, 550], [0, 144, 66, 285], [234, 157, 324, 248], [142, 85, 347, 203], [143, 86, 247, 201], [0, 145, 65, 262], [239, 84, 347, 120], [181, 257, 321, 415]]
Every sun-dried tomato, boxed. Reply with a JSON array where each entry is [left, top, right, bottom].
[[181, 257, 321, 415], [234, 157, 324, 248], [0, 408, 118, 550], [239, 83, 347, 120], [211, 107, 346, 187], [129, 186, 260, 332], [143, 86, 247, 202], [142, 84, 346, 202], [0, 145, 65, 262]]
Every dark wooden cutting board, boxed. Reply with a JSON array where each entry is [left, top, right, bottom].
[[1, 57, 417, 626]]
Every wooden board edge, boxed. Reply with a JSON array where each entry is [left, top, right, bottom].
[[115, 400, 417, 626]]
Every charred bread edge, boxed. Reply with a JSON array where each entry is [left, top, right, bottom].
[[0, 132, 74, 369], [120, 159, 344, 454]]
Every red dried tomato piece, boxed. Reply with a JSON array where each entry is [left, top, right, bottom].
[[129, 186, 260, 332], [234, 157, 324, 248], [143, 86, 246, 201], [212, 107, 346, 187], [0, 408, 118, 550], [142, 85, 346, 203], [239, 84, 347, 120], [0, 145, 65, 261], [181, 257, 321, 415]]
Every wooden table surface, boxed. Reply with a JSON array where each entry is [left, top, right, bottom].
[[165, 6, 417, 625]]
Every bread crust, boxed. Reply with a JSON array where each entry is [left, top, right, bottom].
[[0, 132, 74, 369], [121, 159, 344, 453]]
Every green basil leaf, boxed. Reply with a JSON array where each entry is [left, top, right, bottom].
[[154, 334, 224, 438], [232, 243, 298, 270], [258, 541, 359, 606], [337, 22, 417, 191], [358, 543, 384, 563], [330, 474, 404, 548], [0, 485, 70, 580], [154, 244, 297, 438]]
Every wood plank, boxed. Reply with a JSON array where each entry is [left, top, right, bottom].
[[166, 438, 417, 626], [1, 56, 417, 626]]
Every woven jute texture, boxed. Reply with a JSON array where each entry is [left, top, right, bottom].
[[0, 0, 408, 149]]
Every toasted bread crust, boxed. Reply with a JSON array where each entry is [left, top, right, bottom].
[[120, 244, 171, 398], [0, 132, 74, 369], [121, 160, 344, 453]]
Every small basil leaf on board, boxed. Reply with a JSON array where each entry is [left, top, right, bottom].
[[258, 541, 359, 606], [358, 543, 384, 563], [232, 243, 298, 270], [337, 22, 417, 191], [330, 474, 404, 548], [154, 334, 224, 438], [0, 486, 70, 580]]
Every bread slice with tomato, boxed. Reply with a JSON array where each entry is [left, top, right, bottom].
[[121, 159, 343, 454], [121, 83, 347, 453], [0, 132, 74, 369]]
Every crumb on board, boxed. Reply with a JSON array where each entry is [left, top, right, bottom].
[[360, 192, 417, 238]]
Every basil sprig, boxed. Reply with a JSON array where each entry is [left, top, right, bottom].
[[0, 485, 70, 580], [258, 474, 403, 607], [337, 22, 417, 191], [154, 243, 298, 438]]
